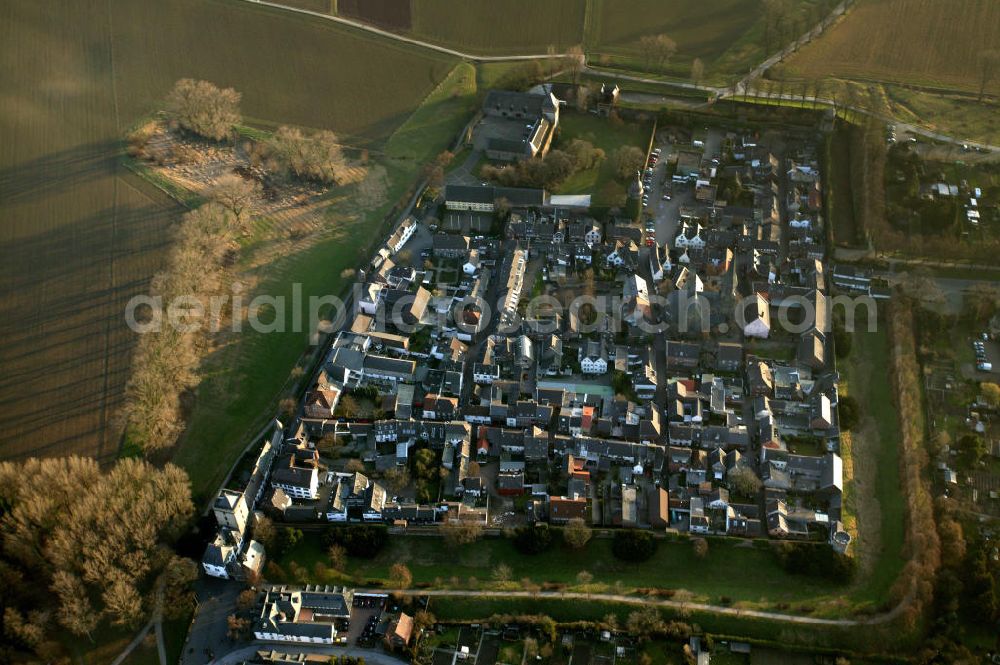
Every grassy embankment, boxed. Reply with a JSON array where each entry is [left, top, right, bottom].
[[174, 57, 483, 503]]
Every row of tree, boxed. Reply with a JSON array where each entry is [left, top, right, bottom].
[[1, 458, 195, 661], [120, 202, 241, 453], [885, 300, 942, 632]]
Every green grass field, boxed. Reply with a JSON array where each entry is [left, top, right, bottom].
[[836, 320, 907, 606], [386, 62, 478, 161], [276, 533, 847, 608], [554, 111, 653, 207]]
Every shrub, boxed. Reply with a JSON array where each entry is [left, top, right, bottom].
[[612, 529, 657, 562], [325, 525, 388, 558], [513, 524, 553, 555], [838, 394, 861, 430]]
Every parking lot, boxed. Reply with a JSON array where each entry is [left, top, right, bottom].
[[349, 594, 387, 647], [642, 127, 726, 250]]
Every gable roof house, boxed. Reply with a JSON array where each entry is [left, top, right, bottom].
[[742, 293, 771, 338], [254, 585, 354, 644], [432, 234, 471, 258], [580, 339, 609, 374], [478, 90, 560, 162], [202, 527, 241, 579], [271, 448, 320, 500], [797, 330, 826, 371], [716, 342, 743, 372], [666, 340, 701, 370], [622, 273, 651, 326], [385, 613, 414, 650], [303, 386, 341, 420]]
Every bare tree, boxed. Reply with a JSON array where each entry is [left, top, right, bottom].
[[327, 544, 347, 571], [442, 520, 483, 546], [227, 614, 250, 640], [50, 571, 98, 638], [254, 516, 277, 549], [383, 467, 411, 492], [491, 562, 513, 582], [691, 537, 709, 560], [209, 174, 260, 229], [639, 34, 677, 71], [727, 466, 762, 497], [611, 146, 646, 180], [389, 563, 413, 589], [690, 58, 705, 85], [268, 126, 348, 184], [563, 517, 593, 549], [166, 79, 242, 141], [566, 45, 585, 84]]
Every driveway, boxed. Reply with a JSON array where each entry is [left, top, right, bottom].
[[446, 149, 484, 187]]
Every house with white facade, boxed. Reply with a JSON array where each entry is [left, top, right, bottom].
[[580, 340, 608, 375]]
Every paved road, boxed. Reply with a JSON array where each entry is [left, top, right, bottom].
[[213, 644, 410, 665]]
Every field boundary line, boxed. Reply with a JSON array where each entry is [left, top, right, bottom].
[[232, 0, 560, 62]]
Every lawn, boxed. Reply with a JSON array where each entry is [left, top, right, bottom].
[[885, 85, 1000, 146], [827, 124, 860, 247], [836, 316, 907, 606], [554, 111, 653, 207], [274, 532, 865, 613], [386, 62, 478, 162], [781, 0, 1000, 95]]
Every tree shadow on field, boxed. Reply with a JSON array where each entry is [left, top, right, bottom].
[[0, 198, 178, 463], [0, 139, 120, 206]]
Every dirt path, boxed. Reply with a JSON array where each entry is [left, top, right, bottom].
[[356, 588, 909, 627], [108, 579, 166, 665], [234, 0, 556, 62]]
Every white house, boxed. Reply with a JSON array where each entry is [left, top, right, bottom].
[[674, 222, 705, 250], [357, 282, 384, 316], [202, 528, 241, 579], [742, 294, 771, 339], [580, 340, 608, 374], [463, 249, 481, 275], [386, 216, 417, 254]]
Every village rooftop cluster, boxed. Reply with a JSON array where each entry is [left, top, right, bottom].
[[200, 88, 887, 634]]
